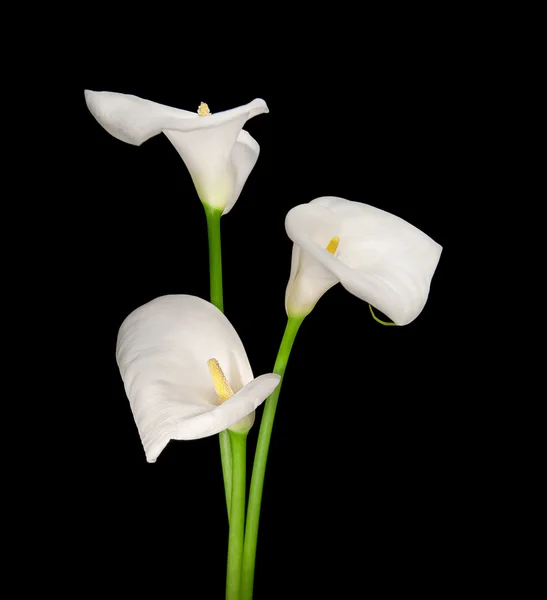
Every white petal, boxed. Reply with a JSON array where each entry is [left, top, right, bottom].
[[116, 295, 280, 462], [223, 129, 260, 215], [85, 90, 268, 212], [284, 202, 343, 316], [285, 242, 339, 316], [85, 90, 195, 145], [163, 124, 260, 214], [285, 197, 442, 325]]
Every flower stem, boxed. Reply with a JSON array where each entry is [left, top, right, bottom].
[[240, 315, 305, 600], [204, 204, 224, 312], [204, 203, 231, 521], [225, 430, 247, 600]]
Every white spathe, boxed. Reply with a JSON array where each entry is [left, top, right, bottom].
[[285, 197, 442, 325], [85, 90, 268, 215], [116, 295, 280, 462]]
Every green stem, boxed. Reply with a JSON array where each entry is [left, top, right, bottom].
[[219, 429, 232, 522], [240, 315, 305, 600], [204, 204, 231, 521], [204, 204, 224, 312], [225, 430, 247, 600]]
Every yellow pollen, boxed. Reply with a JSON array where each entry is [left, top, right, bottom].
[[325, 236, 340, 255], [207, 358, 234, 402], [197, 102, 211, 116]]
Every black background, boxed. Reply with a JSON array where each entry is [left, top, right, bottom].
[[81, 39, 459, 598]]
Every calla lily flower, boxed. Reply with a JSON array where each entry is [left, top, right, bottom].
[[116, 295, 280, 462], [85, 90, 269, 214], [285, 197, 442, 325]]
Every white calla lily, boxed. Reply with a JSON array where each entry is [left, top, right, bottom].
[[116, 295, 280, 462], [285, 197, 442, 325], [85, 90, 268, 214]]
